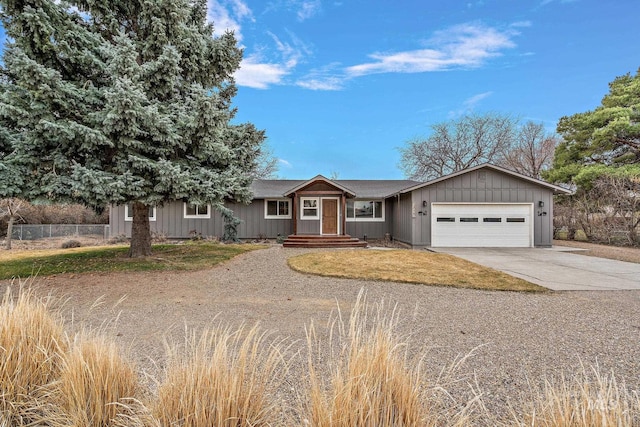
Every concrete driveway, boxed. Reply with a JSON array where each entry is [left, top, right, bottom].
[[430, 247, 640, 291]]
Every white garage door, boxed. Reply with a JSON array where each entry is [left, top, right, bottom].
[[431, 203, 533, 247]]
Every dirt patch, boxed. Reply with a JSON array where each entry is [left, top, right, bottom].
[[554, 239, 640, 264]]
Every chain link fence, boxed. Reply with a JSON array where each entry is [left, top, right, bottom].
[[10, 224, 110, 240]]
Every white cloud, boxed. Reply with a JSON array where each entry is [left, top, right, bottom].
[[268, 30, 312, 68], [297, 0, 322, 21], [296, 77, 343, 90], [234, 56, 290, 89], [296, 63, 346, 90], [463, 91, 493, 108], [448, 91, 493, 117], [235, 31, 312, 89], [346, 23, 519, 77], [278, 158, 293, 168], [207, 0, 254, 41]]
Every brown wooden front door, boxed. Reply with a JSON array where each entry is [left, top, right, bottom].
[[322, 199, 338, 234]]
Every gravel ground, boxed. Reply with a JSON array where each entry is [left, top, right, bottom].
[[3, 245, 640, 424]]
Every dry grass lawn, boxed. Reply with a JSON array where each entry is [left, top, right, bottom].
[[288, 249, 547, 292], [553, 239, 640, 264]]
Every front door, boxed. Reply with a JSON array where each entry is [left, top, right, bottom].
[[322, 199, 338, 234]]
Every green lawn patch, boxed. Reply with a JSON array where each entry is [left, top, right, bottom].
[[288, 249, 548, 292], [0, 242, 265, 279]]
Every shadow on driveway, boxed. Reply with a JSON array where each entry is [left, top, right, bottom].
[[430, 247, 640, 291]]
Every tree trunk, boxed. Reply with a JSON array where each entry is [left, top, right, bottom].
[[129, 202, 152, 257], [5, 215, 14, 250]]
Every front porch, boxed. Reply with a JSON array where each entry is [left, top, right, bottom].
[[282, 234, 368, 248]]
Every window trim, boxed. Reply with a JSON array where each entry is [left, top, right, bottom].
[[183, 202, 211, 219], [264, 199, 292, 219], [124, 204, 156, 222], [346, 199, 385, 222], [300, 197, 320, 220]]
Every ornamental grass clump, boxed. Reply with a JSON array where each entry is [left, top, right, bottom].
[[44, 334, 154, 427], [153, 324, 286, 427], [515, 364, 640, 427], [0, 284, 66, 425], [303, 291, 429, 427]]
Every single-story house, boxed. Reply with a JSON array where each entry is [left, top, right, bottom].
[[108, 163, 571, 248]]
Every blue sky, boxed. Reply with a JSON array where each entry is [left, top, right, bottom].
[[3, 1, 640, 179], [216, 0, 639, 179]]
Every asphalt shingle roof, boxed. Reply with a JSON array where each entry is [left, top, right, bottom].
[[250, 179, 419, 199]]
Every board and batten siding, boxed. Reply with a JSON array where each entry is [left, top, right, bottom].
[[345, 198, 394, 240], [109, 200, 292, 239], [410, 169, 554, 247], [390, 193, 413, 245], [227, 200, 292, 239], [109, 203, 224, 238]]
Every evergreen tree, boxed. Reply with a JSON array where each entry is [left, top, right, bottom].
[[0, 0, 265, 256], [548, 68, 640, 185]]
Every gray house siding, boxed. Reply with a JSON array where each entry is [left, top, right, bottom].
[[390, 193, 413, 244], [226, 200, 292, 239], [110, 200, 292, 239], [345, 200, 394, 239], [297, 219, 320, 235], [109, 203, 225, 238], [409, 169, 554, 247]]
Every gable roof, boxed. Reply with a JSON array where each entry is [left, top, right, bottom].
[[250, 177, 419, 199], [283, 175, 356, 197], [399, 163, 572, 195]]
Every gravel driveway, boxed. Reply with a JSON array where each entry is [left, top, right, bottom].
[[4, 245, 640, 422]]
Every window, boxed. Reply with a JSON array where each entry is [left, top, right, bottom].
[[184, 203, 211, 219], [301, 197, 319, 219], [124, 204, 156, 221], [436, 217, 456, 222], [483, 217, 502, 223], [459, 217, 478, 222], [346, 200, 384, 221], [506, 217, 526, 223], [265, 199, 291, 219]]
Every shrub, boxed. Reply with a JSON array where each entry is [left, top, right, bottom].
[[108, 234, 129, 244], [0, 284, 66, 425], [154, 324, 285, 427], [61, 240, 82, 249]]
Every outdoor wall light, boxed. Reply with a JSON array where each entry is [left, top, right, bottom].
[[422, 200, 427, 207], [538, 201, 544, 207]]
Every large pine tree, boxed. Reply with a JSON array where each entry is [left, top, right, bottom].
[[0, 0, 264, 256]]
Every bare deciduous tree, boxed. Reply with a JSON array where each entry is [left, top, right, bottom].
[[252, 144, 280, 179], [501, 121, 557, 179], [399, 113, 517, 181], [0, 198, 24, 250]]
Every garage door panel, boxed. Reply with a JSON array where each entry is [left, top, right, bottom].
[[431, 204, 532, 247]]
